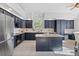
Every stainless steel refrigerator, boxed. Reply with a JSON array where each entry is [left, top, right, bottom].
[[0, 12, 14, 56]]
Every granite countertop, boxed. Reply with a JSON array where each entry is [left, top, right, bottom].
[[14, 28, 55, 36], [14, 28, 36, 35], [35, 34, 64, 37], [64, 29, 74, 34], [74, 32, 79, 34]]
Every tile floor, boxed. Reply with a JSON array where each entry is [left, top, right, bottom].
[[13, 40, 75, 56]]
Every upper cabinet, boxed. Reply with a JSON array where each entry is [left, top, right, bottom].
[[44, 20, 55, 28], [14, 18, 22, 28], [25, 20, 32, 28], [15, 19, 32, 28], [56, 20, 74, 35]]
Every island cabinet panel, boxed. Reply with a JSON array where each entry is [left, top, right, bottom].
[[36, 37, 49, 51], [48, 37, 63, 51], [36, 37, 63, 51]]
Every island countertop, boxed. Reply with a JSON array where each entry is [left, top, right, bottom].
[[35, 34, 64, 37]]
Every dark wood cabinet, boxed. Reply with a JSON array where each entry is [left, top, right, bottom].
[[14, 19, 22, 28], [15, 20, 32, 28], [48, 38, 63, 51], [36, 37, 49, 51], [44, 20, 58, 32], [68, 34, 75, 40], [44, 20, 55, 31], [14, 34, 24, 47], [24, 33, 35, 40], [56, 20, 74, 35], [36, 37, 63, 51], [25, 20, 32, 28]]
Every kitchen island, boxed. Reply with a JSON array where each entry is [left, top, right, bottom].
[[36, 34, 64, 51]]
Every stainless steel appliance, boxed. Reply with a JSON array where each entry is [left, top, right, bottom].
[[0, 12, 14, 56]]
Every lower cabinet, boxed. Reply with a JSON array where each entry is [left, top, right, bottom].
[[14, 33, 39, 47], [14, 34, 24, 47], [24, 33, 35, 40], [68, 34, 75, 40]]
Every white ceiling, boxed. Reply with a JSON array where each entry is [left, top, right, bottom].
[[0, 3, 78, 20], [18, 3, 77, 20], [18, 3, 71, 13]]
